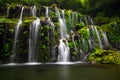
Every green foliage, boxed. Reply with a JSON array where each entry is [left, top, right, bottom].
[[101, 20, 120, 48], [78, 27, 89, 40], [68, 41, 74, 48], [1, 43, 11, 57], [42, 44, 47, 50], [0, 17, 8, 22], [86, 0, 120, 17], [45, 36, 49, 41], [55, 0, 83, 11], [88, 49, 120, 65], [50, 11, 56, 18], [94, 16, 110, 25], [23, 31, 28, 35], [75, 22, 85, 31], [0, 17, 17, 24], [0, 0, 53, 5], [24, 19, 34, 23], [9, 28, 14, 33], [72, 51, 78, 56], [72, 51, 78, 61], [6, 3, 17, 9]]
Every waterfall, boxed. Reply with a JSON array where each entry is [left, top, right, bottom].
[[72, 12, 78, 27], [94, 26, 103, 49], [67, 11, 72, 32], [61, 10, 65, 19], [86, 16, 109, 50], [87, 15, 103, 49], [56, 7, 60, 18], [84, 15, 88, 26], [80, 49, 84, 59], [87, 28, 92, 50], [31, 5, 37, 17], [6, 7, 10, 18], [72, 34, 78, 52], [87, 28, 90, 39], [45, 7, 49, 17], [87, 15, 94, 25], [57, 9, 70, 62], [90, 26, 95, 40], [88, 39, 92, 50], [59, 18, 68, 38], [82, 38, 85, 53], [28, 18, 40, 62], [101, 31, 109, 47], [11, 7, 24, 62], [58, 39, 70, 62]]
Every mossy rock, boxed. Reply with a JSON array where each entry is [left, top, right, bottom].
[[74, 22, 85, 31], [0, 17, 18, 24], [88, 49, 120, 65], [78, 27, 89, 40]]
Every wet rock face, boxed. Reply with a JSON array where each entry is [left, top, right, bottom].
[[8, 6, 21, 19], [0, 6, 7, 16]]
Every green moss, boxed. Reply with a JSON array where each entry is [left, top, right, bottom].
[[0, 17, 8, 22], [23, 17, 36, 23], [0, 17, 18, 24], [69, 41, 74, 48], [72, 51, 78, 56], [9, 28, 14, 33], [75, 22, 85, 31], [88, 49, 120, 65], [23, 19, 33, 23], [6, 3, 18, 9], [50, 11, 56, 18], [23, 31, 28, 35], [42, 44, 47, 50], [1, 43, 12, 57], [78, 27, 89, 40]]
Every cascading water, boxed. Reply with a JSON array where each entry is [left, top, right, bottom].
[[88, 39, 92, 50], [94, 26, 103, 49], [11, 7, 24, 63], [67, 11, 72, 32], [84, 15, 88, 26], [59, 18, 68, 38], [82, 38, 85, 53], [0, 5, 111, 65], [28, 18, 40, 62], [87, 15, 94, 25], [86, 16, 104, 49], [45, 7, 49, 17], [79, 37, 88, 60], [87, 28, 92, 50], [58, 39, 70, 62], [31, 5, 37, 17], [72, 34, 78, 52], [101, 31, 109, 47], [72, 12, 78, 26], [57, 9, 70, 62], [6, 7, 10, 18]]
